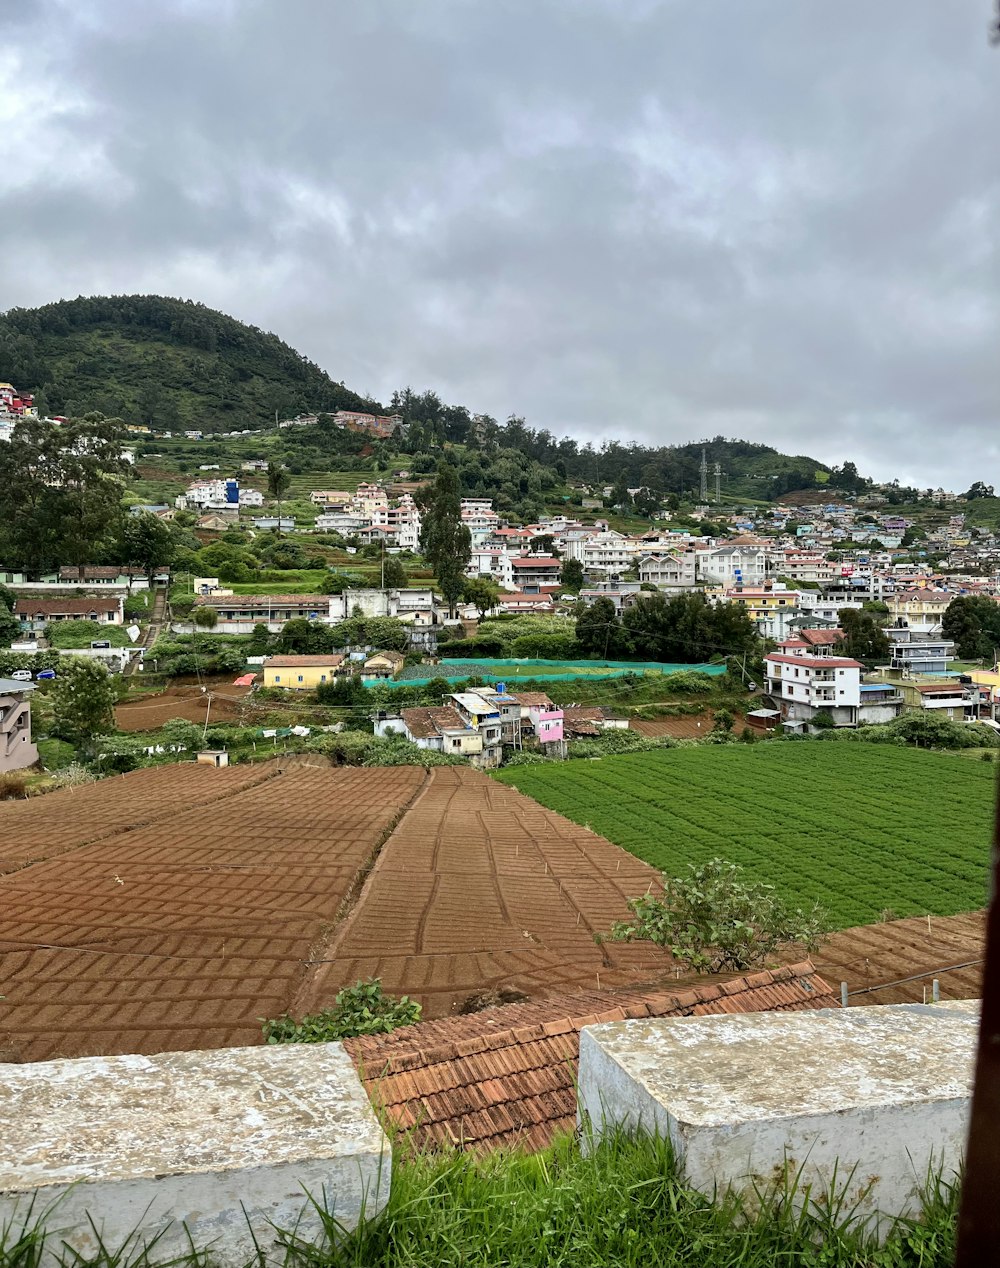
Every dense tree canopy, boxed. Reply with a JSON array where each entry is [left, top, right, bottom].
[[836, 608, 890, 664], [943, 596, 1000, 661], [0, 414, 131, 576]]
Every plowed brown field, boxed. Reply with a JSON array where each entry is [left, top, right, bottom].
[[297, 767, 673, 1019], [114, 685, 251, 732], [0, 765, 426, 1060], [812, 911, 984, 1005], [0, 762, 277, 874]]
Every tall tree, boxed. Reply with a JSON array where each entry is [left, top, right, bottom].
[[0, 414, 129, 578], [943, 596, 1000, 661], [836, 608, 890, 663], [50, 657, 117, 746], [117, 512, 176, 583], [575, 596, 624, 658], [266, 461, 291, 536], [560, 557, 585, 593], [418, 462, 471, 617], [462, 576, 500, 619], [621, 592, 758, 663]]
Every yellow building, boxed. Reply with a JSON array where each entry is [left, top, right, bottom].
[[263, 654, 346, 691]]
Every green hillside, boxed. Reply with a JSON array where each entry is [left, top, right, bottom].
[[1, 294, 842, 503], [0, 295, 377, 431]]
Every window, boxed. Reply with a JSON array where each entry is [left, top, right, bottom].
[[297, 675, 304, 683], [320, 675, 327, 682], [274, 675, 281, 683]]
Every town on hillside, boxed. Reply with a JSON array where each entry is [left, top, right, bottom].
[[0, 381, 996, 1263]]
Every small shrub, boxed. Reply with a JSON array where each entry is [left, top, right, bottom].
[[0, 773, 28, 800], [262, 979, 421, 1043]]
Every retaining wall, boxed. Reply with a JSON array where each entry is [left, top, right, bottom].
[[578, 1001, 978, 1231], [0, 1043, 389, 1266]]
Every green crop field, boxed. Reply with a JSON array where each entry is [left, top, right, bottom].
[[496, 744, 995, 928]]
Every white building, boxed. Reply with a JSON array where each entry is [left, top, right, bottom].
[[638, 552, 698, 591], [765, 653, 902, 729], [696, 546, 769, 586]]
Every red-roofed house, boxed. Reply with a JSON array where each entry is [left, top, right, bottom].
[[509, 555, 561, 590], [776, 628, 844, 658], [766, 652, 903, 729]]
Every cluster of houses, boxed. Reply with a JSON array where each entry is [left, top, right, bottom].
[[0, 382, 36, 442], [277, 409, 406, 439]]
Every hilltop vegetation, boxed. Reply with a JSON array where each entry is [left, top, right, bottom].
[[0, 295, 375, 431], [2, 294, 838, 502]]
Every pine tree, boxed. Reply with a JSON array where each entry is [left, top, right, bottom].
[[419, 462, 471, 617]]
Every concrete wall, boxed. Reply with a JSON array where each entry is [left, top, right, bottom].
[[578, 1002, 977, 1233], [0, 1043, 390, 1267]]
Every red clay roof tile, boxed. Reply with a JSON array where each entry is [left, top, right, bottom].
[[345, 961, 836, 1154]]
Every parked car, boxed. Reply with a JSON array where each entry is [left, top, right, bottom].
[[10, 670, 32, 682]]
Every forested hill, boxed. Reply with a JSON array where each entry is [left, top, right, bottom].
[[0, 295, 377, 431], [0, 294, 838, 500]]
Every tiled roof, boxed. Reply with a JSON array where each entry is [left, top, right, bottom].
[[346, 962, 836, 1153], [800, 628, 843, 646], [196, 594, 328, 608], [399, 706, 469, 739], [765, 654, 863, 669], [513, 692, 555, 707], [265, 654, 345, 667], [14, 597, 120, 616]]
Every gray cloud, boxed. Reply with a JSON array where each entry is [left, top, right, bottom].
[[0, 0, 997, 488]]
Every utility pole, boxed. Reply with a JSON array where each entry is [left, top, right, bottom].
[[699, 449, 708, 502]]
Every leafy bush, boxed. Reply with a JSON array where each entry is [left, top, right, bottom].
[[262, 979, 421, 1043], [503, 751, 549, 767], [123, 593, 152, 620], [606, 857, 829, 973]]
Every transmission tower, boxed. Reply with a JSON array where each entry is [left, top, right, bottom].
[[714, 462, 722, 503], [699, 448, 708, 501]]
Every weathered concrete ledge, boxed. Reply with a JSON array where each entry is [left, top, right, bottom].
[[0, 1043, 390, 1266], [578, 1001, 978, 1227]]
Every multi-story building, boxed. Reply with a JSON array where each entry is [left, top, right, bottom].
[[696, 546, 769, 586], [765, 653, 902, 728], [310, 490, 353, 508], [638, 552, 698, 590], [0, 678, 38, 773], [461, 499, 500, 542], [886, 628, 955, 676], [509, 554, 561, 590], [449, 691, 503, 768], [887, 589, 953, 634]]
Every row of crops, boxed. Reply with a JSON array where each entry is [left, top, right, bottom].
[[495, 744, 994, 928]]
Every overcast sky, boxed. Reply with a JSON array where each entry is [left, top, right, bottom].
[[1, 0, 997, 489]]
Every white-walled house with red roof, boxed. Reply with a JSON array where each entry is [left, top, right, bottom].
[[765, 653, 903, 730]]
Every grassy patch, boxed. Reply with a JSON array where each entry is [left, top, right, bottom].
[[496, 743, 993, 927], [0, 1132, 958, 1267], [44, 620, 134, 649], [35, 738, 78, 770]]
